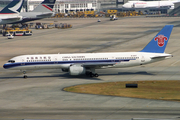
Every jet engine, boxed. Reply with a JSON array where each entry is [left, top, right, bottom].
[[62, 68, 69, 72], [69, 64, 86, 75]]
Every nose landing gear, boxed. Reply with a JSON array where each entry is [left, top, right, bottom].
[[21, 70, 27, 78], [24, 75, 27, 78]]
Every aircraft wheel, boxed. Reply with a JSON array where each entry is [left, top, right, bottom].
[[89, 72, 94, 77], [94, 73, 99, 77], [90, 74, 94, 77], [86, 72, 90, 76], [24, 75, 27, 79]]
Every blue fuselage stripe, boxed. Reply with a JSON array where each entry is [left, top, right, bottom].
[[3, 59, 133, 69]]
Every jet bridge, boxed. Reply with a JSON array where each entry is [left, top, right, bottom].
[[168, 2, 180, 16]]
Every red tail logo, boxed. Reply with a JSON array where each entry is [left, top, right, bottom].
[[42, 4, 52, 11], [154, 35, 168, 47]]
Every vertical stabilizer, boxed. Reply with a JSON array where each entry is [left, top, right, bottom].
[[32, 0, 56, 12], [0, 0, 24, 14], [140, 25, 173, 53]]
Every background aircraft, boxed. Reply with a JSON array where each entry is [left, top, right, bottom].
[[3, 25, 173, 78], [122, 0, 180, 9], [0, 0, 24, 25], [10, 0, 56, 24]]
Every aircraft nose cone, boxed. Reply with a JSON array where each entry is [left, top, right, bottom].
[[122, 3, 131, 8], [122, 4, 128, 8], [3, 64, 9, 69]]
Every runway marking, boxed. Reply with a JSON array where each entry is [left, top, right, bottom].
[[171, 60, 180, 66]]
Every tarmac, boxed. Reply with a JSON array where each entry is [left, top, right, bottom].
[[0, 17, 180, 120]]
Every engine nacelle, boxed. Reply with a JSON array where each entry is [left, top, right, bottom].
[[69, 64, 86, 76]]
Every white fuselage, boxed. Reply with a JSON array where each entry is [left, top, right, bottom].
[[3, 52, 172, 71], [122, 1, 178, 9]]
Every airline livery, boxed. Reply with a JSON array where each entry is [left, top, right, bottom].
[[10, 0, 56, 24], [3, 25, 173, 78], [122, 0, 180, 9], [0, 0, 24, 25]]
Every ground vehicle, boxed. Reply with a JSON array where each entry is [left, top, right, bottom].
[[7, 34, 14, 39], [55, 23, 72, 29], [3, 28, 32, 36], [35, 22, 55, 29], [23, 30, 32, 36], [110, 15, 118, 21]]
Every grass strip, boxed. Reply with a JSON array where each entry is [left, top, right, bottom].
[[64, 80, 180, 101]]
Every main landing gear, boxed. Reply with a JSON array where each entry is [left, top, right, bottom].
[[85, 68, 99, 78], [86, 72, 99, 77]]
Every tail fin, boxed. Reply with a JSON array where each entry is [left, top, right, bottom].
[[32, 0, 56, 12], [0, 0, 24, 14], [140, 25, 173, 53]]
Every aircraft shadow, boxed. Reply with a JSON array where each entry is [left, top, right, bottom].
[[0, 73, 102, 81], [0, 71, 154, 80], [59, 73, 102, 80], [118, 71, 154, 75], [0, 74, 60, 79], [100, 71, 154, 76]]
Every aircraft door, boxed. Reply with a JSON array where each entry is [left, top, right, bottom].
[[111, 57, 115, 62], [21, 57, 25, 65], [141, 55, 145, 63], [54, 56, 58, 64]]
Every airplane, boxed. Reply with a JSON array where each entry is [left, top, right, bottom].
[[3, 25, 173, 78], [10, 0, 56, 24], [0, 0, 24, 25], [122, 0, 180, 9]]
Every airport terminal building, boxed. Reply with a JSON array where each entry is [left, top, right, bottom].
[[0, 0, 117, 13], [0, 0, 178, 15], [28, 0, 101, 13]]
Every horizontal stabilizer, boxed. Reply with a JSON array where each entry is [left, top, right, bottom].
[[36, 13, 53, 18], [151, 54, 172, 59]]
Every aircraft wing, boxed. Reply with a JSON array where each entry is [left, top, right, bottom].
[[2, 17, 21, 21], [81, 62, 117, 68]]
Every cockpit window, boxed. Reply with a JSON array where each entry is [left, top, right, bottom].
[[8, 60, 15, 63]]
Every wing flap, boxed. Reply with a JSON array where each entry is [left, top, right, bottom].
[[82, 62, 116, 68]]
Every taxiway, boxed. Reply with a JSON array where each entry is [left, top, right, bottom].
[[0, 17, 180, 119]]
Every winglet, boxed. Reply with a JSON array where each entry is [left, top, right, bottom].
[[140, 25, 173, 53], [0, 0, 24, 14]]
